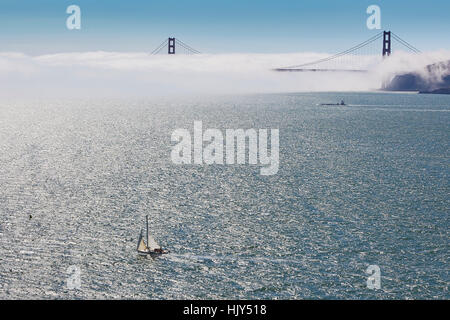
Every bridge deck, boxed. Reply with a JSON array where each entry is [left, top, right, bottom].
[[273, 68, 368, 73]]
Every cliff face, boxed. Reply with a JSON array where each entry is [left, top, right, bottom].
[[384, 60, 450, 92]]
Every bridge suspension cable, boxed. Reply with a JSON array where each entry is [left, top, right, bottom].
[[391, 32, 421, 53], [277, 32, 383, 70], [175, 39, 201, 54], [151, 39, 169, 55]]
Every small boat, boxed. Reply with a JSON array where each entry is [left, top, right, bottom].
[[320, 100, 346, 106], [137, 215, 169, 257]]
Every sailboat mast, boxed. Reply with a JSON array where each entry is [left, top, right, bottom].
[[146, 215, 149, 247]]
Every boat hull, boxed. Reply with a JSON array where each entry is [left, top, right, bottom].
[[138, 249, 169, 258]]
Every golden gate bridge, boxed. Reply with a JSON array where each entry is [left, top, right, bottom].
[[150, 31, 420, 72], [274, 31, 420, 72], [151, 37, 201, 55]]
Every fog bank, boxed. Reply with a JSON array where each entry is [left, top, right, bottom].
[[0, 51, 449, 98]]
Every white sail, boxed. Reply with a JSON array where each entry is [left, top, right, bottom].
[[147, 234, 160, 251], [138, 238, 148, 252], [137, 230, 148, 252]]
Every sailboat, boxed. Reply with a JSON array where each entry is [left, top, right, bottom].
[[137, 215, 169, 257]]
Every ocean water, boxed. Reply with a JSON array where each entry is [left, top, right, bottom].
[[0, 92, 448, 299]]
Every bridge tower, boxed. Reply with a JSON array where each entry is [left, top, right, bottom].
[[168, 37, 175, 54], [382, 31, 391, 57], [381, 31, 392, 89]]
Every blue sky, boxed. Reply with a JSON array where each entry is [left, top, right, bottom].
[[0, 0, 449, 54]]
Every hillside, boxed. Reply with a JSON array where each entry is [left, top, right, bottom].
[[384, 60, 450, 94]]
